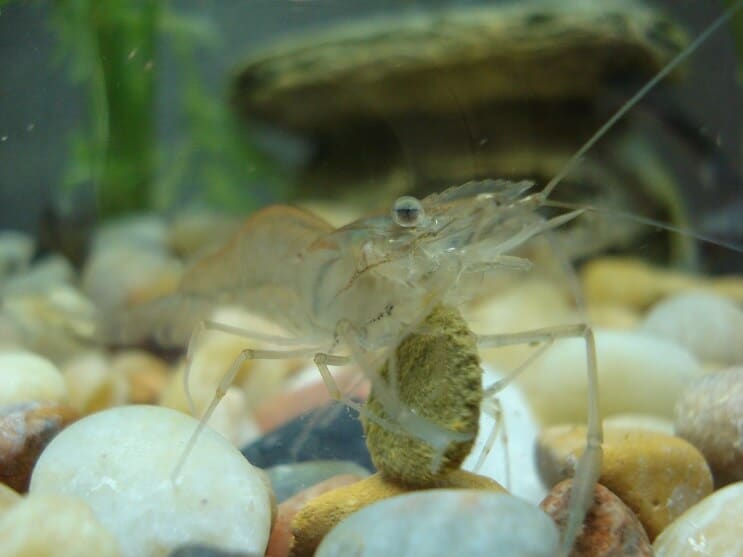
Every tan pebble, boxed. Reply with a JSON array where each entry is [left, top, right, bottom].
[[582, 257, 699, 310], [674, 367, 743, 486], [266, 474, 363, 557], [540, 479, 652, 556], [289, 470, 504, 557], [0, 484, 21, 516], [0, 402, 78, 493], [586, 303, 641, 329], [62, 352, 128, 414], [0, 351, 67, 405], [604, 413, 674, 435], [110, 350, 169, 404], [125, 269, 181, 306], [473, 277, 575, 372], [167, 211, 240, 259], [537, 424, 713, 540], [0, 494, 121, 557], [653, 481, 743, 557]]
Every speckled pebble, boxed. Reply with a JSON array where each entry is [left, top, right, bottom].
[[0, 350, 67, 405], [315, 490, 557, 557], [653, 481, 743, 557], [0, 402, 78, 492], [641, 292, 743, 365], [290, 470, 504, 556], [267, 460, 370, 503], [540, 479, 652, 556], [674, 367, 743, 486], [518, 329, 703, 424], [30, 405, 273, 557], [0, 494, 121, 557], [537, 424, 713, 539]]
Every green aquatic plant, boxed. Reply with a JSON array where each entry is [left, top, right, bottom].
[[48, 0, 286, 218]]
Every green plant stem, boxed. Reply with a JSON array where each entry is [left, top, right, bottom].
[[91, 0, 159, 216]]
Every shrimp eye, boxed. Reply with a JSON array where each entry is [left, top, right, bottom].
[[392, 196, 425, 228]]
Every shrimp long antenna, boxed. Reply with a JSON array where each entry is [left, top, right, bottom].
[[543, 199, 743, 254], [539, 0, 743, 202]]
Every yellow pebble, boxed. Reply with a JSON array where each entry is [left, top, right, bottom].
[[0, 495, 121, 557], [537, 424, 713, 540], [289, 470, 505, 557]]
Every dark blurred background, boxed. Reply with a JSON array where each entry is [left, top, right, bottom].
[[0, 1, 740, 267]]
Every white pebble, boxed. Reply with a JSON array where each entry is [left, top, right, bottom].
[[0, 350, 67, 405], [82, 246, 182, 312], [517, 329, 703, 424], [641, 292, 743, 366], [30, 405, 272, 557], [93, 213, 169, 253], [0, 494, 121, 557], [316, 490, 558, 557], [653, 482, 743, 557]]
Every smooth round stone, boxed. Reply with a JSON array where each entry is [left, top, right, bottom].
[[30, 405, 272, 557], [241, 403, 374, 472], [81, 246, 182, 311], [0, 230, 34, 280], [603, 413, 674, 435], [2, 284, 99, 363], [0, 483, 21, 515], [517, 329, 703, 424], [0, 494, 121, 557], [471, 277, 575, 373], [111, 350, 170, 405], [62, 351, 129, 414], [266, 460, 370, 503], [674, 367, 743, 485], [0, 350, 67, 405], [541, 480, 652, 556], [291, 471, 505, 556], [92, 213, 169, 253], [2, 254, 75, 295], [537, 424, 713, 539], [653, 482, 743, 557], [315, 490, 558, 557], [641, 292, 743, 365]]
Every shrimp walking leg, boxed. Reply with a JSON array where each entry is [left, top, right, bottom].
[[472, 339, 554, 478], [476, 324, 601, 557], [172, 344, 322, 483], [182, 318, 314, 415]]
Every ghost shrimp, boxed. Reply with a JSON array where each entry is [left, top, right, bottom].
[[107, 2, 742, 556]]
